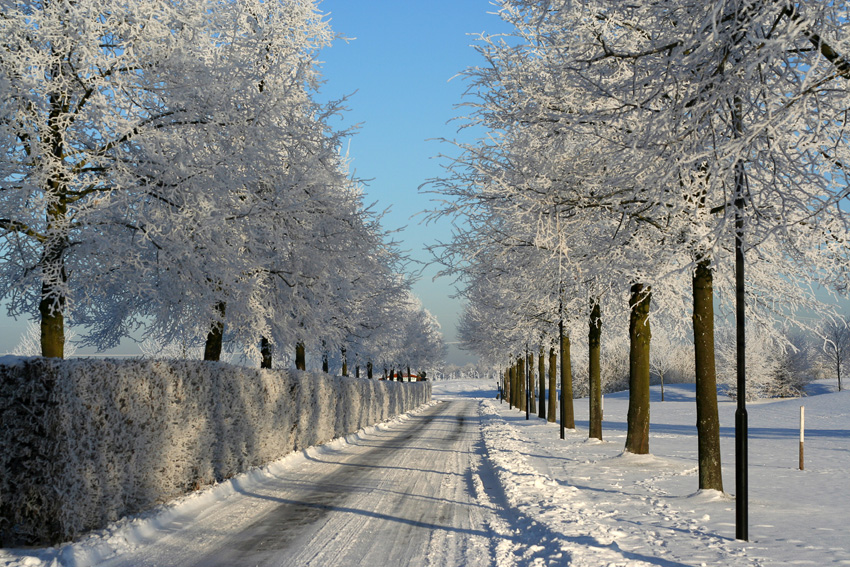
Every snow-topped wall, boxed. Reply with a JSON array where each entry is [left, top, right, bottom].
[[0, 357, 430, 546]]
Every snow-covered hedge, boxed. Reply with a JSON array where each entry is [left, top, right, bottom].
[[0, 357, 430, 546]]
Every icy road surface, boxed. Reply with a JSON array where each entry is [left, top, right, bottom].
[[94, 399, 497, 567]]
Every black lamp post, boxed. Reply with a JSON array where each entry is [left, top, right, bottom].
[[559, 318, 566, 440], [525, 346, 530, 420], [734, 157, 749, 542]]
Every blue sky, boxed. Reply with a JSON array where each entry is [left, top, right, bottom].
[[0, 1, 508, 364], [315, 0, 511, 364]]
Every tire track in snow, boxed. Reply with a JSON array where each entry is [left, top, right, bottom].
[[88, 400, 495, 567]]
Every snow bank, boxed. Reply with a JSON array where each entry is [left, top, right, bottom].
[[0, 358, 430, 546]]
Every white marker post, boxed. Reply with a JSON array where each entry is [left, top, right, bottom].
[[800, 406, 806, 470]]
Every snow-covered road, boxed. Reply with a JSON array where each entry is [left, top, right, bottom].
[[94, 399, 495, 567]]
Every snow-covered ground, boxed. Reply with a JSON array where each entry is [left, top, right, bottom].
[[443, 378, 850, 566], [1, 378, 847, 566]]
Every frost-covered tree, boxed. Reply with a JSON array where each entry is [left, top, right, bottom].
[[392, 295, 447, 377], [429, 0, 850, 492], [818, 316, 850, 392], [650, 323, 695, 402], [251, 172, 410, 367], [718, 325, 811, 400], [0, 0, 337, 358]]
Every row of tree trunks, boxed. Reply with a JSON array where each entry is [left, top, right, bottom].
[[504, 333, 577, 433], [498, 275, 721, 492], [201, 322, 381, 381], [586, 273, 722, 490], [388, 369, 414, 381], [189, 272, 721, 494], [373, 367, 424, 381], [191, 312, 402, 381]]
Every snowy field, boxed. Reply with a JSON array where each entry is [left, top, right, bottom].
[[1, 378, 847, 566], [438, 378, 850, 566]]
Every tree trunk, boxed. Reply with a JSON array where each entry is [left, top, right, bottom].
[[560, 320, 575, 431], [342, 348, 348, 376], [589, 298, 603, 440], [548, 346, 557, 423], [260, 336, 273, 369], [296, 342, 306, 371], [538, 345, 546, 419], [356, 365, 361, 379], [508, 365, 513, 407], [517, 356, 526, 414], [508, 364, 519, 408], [693, 258, 724, 491], [39, 95, 70, 359], [625, 282, 652, 455], [203, 301, 226, 361], [39, 279, 66, 358], [505, 367, 511, 405], [367, 361, 373, 379], [514, 362, 521, 409]]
